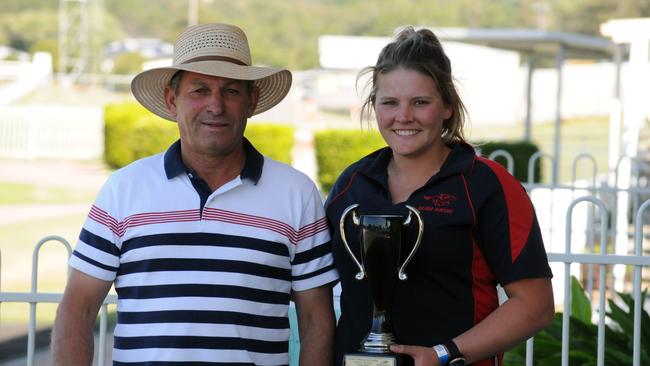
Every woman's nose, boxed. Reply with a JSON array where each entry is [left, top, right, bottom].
[[396, 105, 413, 123]]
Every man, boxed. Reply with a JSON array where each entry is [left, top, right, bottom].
[[52, 23, 338, 366]]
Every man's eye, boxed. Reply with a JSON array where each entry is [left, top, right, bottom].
[[225, 88, 241, 95], [192, 88, 209, 94]]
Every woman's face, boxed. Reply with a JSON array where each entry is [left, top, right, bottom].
[[374, 67, 452, 159]]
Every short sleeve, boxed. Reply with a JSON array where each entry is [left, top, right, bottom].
[[475, 159, 552, 285], [291, 185, 338, 292], [68, 178, 122, 281]]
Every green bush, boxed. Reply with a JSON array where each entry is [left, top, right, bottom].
[[314, 129, 386, 193], [475, 141, 542, 183], [504, 276, 650, 366], [244, 123, 294, 164], [104, 102, 178, 169], [111, 52, 146, 75], [104, 102, 295, 169]]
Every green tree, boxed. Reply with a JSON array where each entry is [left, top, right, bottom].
[[111, 52, 145, 75], [3, 0, 650, 72]]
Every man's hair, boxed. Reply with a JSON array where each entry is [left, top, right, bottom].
[[169, 71, 255, 96], [358, 26, 468, 145]]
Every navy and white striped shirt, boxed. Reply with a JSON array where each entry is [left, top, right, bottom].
[[70, 140, 338, 365]]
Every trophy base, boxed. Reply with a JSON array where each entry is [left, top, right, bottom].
[[343, 352, 406, 366]]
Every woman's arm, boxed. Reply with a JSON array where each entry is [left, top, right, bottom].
[[391, 277, 554, 365]]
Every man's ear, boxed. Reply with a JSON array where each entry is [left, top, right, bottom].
[[164, 86, 177, 117], [247, 86, 260, 117]]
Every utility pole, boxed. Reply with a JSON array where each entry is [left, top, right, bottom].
[[188, 0, 199, 26], [58, 0, 91, 86]]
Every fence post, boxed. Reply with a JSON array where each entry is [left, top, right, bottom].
[[27, 236, 71, 366], [562, 196, 608, 366], [632, 199, 650, 366]]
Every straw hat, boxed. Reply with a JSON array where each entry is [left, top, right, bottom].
[[131, 23, 292, 122]]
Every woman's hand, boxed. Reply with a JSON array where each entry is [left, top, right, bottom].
[[390, 344, 440, 366]]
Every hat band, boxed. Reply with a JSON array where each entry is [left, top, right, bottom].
[[180, 55, 248, 66]]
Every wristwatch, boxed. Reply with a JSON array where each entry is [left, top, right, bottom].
[[449, 356, 466, 366], [433, 340, 466, 366], [444, 340, 466, 366]]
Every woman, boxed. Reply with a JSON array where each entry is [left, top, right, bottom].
[[325, 27, 554, 366]]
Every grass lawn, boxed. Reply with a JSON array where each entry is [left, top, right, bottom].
[[0, 213, 86, 325], [468, 116, 610, 184], [0, 182, 97, 205]]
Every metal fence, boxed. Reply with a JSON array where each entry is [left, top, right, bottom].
[[1, 151, 649, 366]]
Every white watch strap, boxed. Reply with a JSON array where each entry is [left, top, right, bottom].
[[433, 344, 449, 365]]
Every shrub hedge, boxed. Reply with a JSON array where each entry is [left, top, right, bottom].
[[314, 129, 386, 193], [104, 101, 295, 169], [104, 102, 178, 169], [313, 129, 542, 192], [244, 124, 294, 164], [475, 141, 542, 183]]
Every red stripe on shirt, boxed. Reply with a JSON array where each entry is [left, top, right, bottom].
[[471, 238, 501, 366], [325, 172, 358, 210], [477, 157, 533, 263], [89, 206, 326, 245], [471, 238, 498, 324]]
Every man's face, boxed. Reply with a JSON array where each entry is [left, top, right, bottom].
[[164, 71, 259, 159]]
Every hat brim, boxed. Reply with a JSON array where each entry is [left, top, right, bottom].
[[131, 60, 292, 122]]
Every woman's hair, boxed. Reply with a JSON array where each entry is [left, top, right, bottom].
[[358, 26, 468, 145]]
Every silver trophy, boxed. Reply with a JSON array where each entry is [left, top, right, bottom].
[[340, 204, 424, 366]]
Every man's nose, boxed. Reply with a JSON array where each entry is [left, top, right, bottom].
[[205, 93, 225, 114]]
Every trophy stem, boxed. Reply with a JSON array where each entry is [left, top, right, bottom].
[[360, 309, 396, 353]]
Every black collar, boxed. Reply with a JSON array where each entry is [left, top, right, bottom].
[[163, 138, 264, 184], [358, 142, 477, 187]]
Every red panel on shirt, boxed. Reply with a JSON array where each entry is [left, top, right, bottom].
[[478, 157, 533, 263]]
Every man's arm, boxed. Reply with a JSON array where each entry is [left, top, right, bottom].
[[51, 268, 113, 366], [293, 284, 336, 366]]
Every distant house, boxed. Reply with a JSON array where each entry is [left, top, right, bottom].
[[104, 38, 173, 59], [316, 34, 522, 124], [0, 46, 30, 62], [315, 30, 617, 127], [102, 38, 173, 73]]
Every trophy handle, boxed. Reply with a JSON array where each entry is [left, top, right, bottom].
[[339, 204, 365, 280], [398, 205, 424, 281]]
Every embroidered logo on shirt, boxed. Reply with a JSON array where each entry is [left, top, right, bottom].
[[418, 193, 456, 214]]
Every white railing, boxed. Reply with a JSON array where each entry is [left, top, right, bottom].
[[0, 105, 104, 160], [0, 53, 53, 105], [1, 151, 649, 365]]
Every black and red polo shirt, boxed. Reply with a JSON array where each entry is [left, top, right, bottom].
[[325, 142, 552, 366]]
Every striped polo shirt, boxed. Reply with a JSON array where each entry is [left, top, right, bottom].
[[70, 139, 338, 366]]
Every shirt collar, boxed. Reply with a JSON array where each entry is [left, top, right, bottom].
[[358, 142, 477, 185], [163, 138, 264, 184]]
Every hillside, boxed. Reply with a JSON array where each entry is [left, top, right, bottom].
[[1, 0, 649, 70]]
